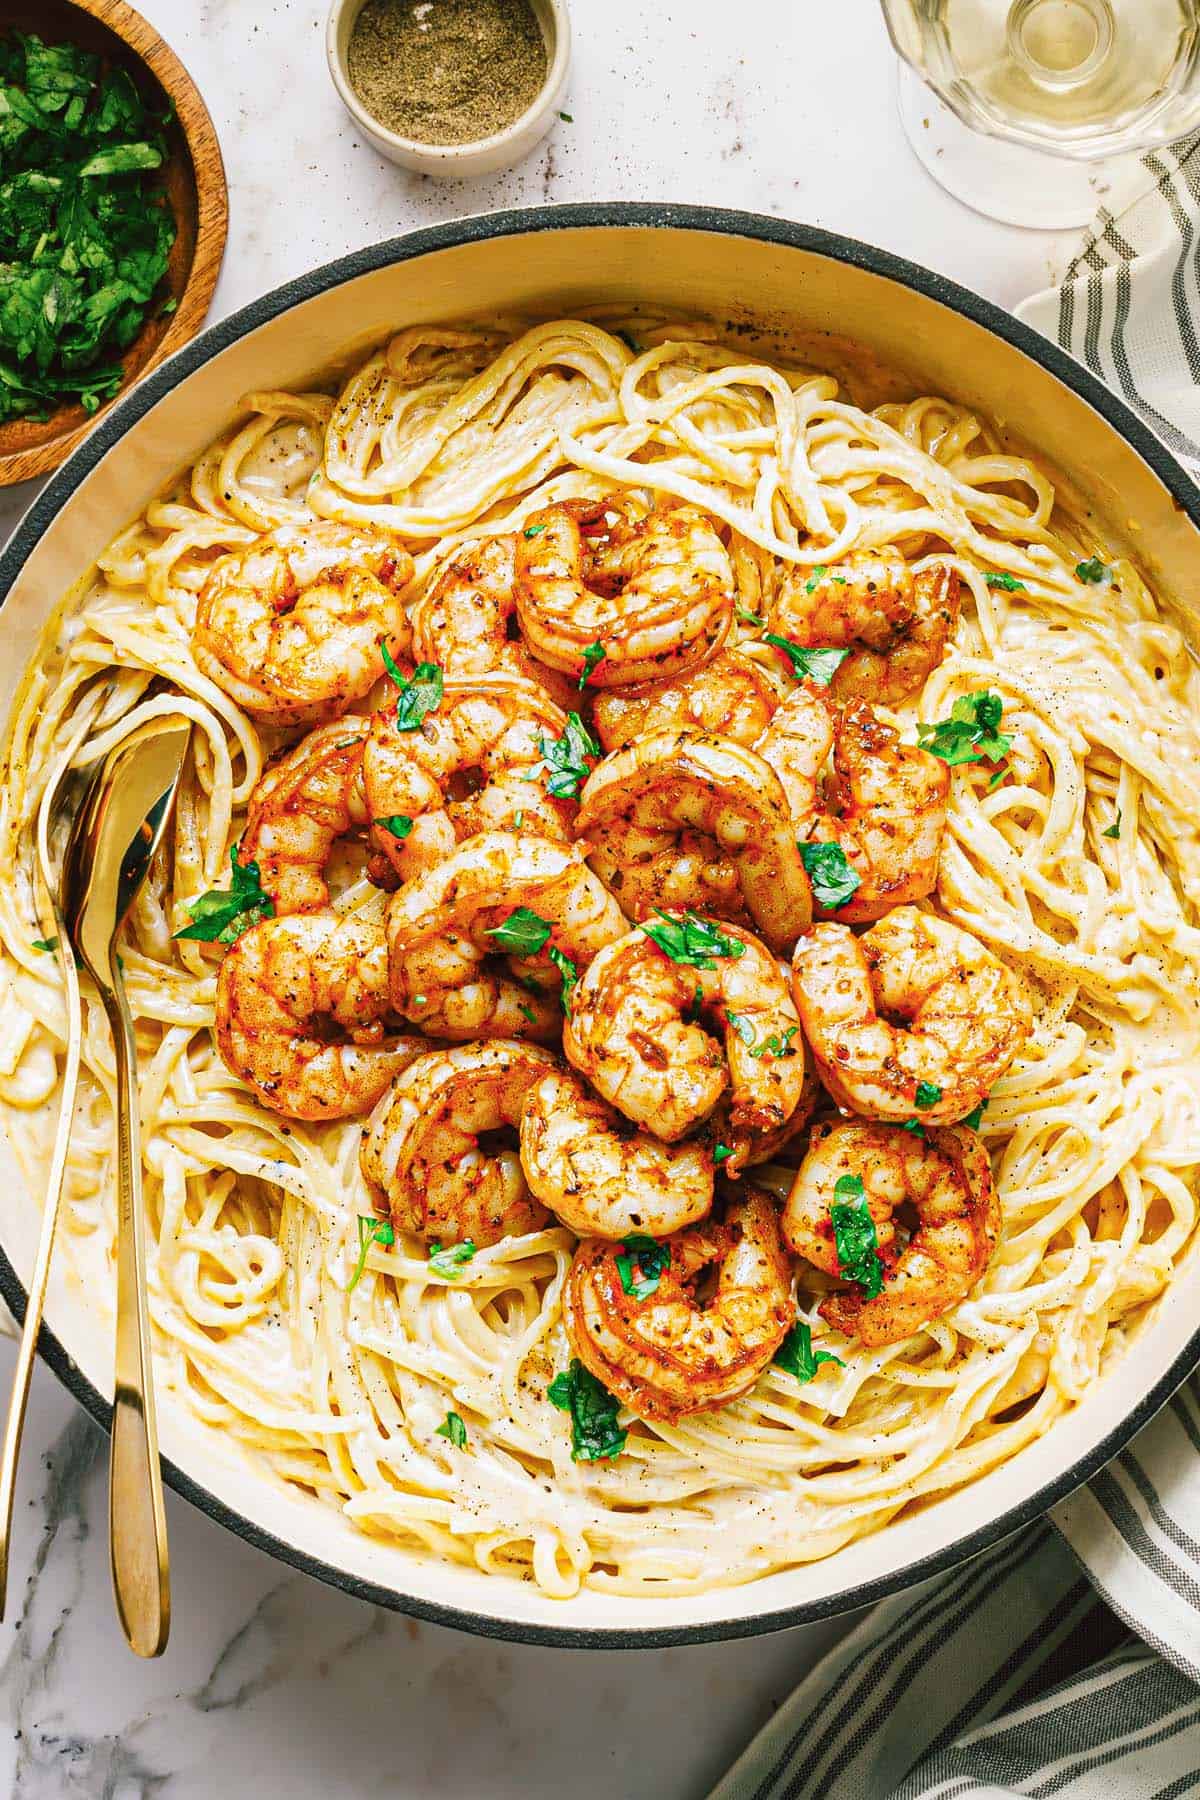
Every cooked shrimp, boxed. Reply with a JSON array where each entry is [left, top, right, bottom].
[[575, 729, 812, 952], [757, 686, 949, 921], [791, 908, 1032, 1123], [591, 647, 783, 752], [783, 1119, 1000, 1347], [514, 499, 734, 687], [563, 918, 807, 1170], [409, 535, 573, 706], [563, 1190, 794, 1422], [386, 831, 627, 1040], [769, 555, 961, 704], [520, 1067, 714, 1239], [361, 1041, 556, 1248], [240, 720, 370, 914], [215, 910, 422, 1121], [362, 674, 575, 887], [192, 521, 414, 725]]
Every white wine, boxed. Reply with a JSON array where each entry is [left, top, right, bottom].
[[882, 0, 1200, 156]]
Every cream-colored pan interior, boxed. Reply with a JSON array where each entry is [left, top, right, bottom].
[[2, 216, 1198, 1641]]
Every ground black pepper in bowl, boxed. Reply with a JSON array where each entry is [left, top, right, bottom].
[[347, 0, 549, 146]]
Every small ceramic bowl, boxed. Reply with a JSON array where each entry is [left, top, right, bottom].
[[326, 0, 571, 178]]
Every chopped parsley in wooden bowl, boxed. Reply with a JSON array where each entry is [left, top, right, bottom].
[[0, 0, 227, 485]]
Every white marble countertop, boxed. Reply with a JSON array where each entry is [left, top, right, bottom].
[[0, 4, 1084, 1795]]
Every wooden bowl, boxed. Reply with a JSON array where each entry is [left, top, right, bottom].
[[0, 0, 227, 486]]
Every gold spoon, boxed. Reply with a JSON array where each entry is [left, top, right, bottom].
[[0, 705, 109, 1624], [62, 712, 191, 1659]]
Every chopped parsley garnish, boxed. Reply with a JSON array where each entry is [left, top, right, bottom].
[[548, 1359, 626, 1461], [347, 1214, 396, 1293], [763, 635, 851, 688], [775, 1319, 845, 1382], [615, 1234, 670, 1301], [917, 690, 1012, 772], [578, 641, 607, 689], [436, 1411, 468, 1449], [517, 1002, 537, 1024], [540, 711, 599, 799], [558, 110, 573, 122], [901, 1119, 926, 1138], [799, 841, 862, 911], [962, 1100, 987, 1131], [0, 35, 177, 424], [31, 936, 58, 954], [174, 844, 275, 945], [378, 637, 407, 685], [428, 1239, 476, 1279], [713, 1144, 734, 1164], [486, 906, 552, 957], [382, 650, 443, 731], [914, 1081, 943, 1109], [376, 814, 413, 840], [523, 522, 547, 539], [1102, 809, 1122, 840], [1076, 556, 1112, 585], [727, 1013, 799, 1060], [726, 1010, 757, 1049], [685, 982, 704, 1022], [804, 565, 828, 594], [548, 944, 577, 1013], [640, 909, 746, 969], [736, 605, 765, 628], [985, 571, 1026, 592], [830, 1174, 884, 1299]]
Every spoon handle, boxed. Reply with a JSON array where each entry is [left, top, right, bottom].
[[0, 940, 82, 1620], [104, 973, 170, 1658]]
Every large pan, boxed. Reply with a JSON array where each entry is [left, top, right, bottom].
[[1, 204, 1197, 1648]]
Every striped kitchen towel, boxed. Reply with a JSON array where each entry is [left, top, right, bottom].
[[1016, 134, 1200, 474], [709, 1525, 1200, 1800], [710, 148, 1200, 1800]]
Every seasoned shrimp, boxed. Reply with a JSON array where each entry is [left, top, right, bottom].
[[215, 910, 422, 1121], [192, 521, 414, 725], [791, 908, 1032, 1123], [564, 918, 808, 1170], [386, 831, 627, 1040], [361, 1041, 556, 1248], [769, 554, 961, 704], [409, 535, 573, 705], [783, 1119, 999, 1347], [591, 646, 783, 752], [240, 719, 370, 914], [520, 1067, 714, 1239], [757, 686, 949, 921], [514, 499, 734, 687], [563, 1190, 794, 1422], [362, 674, 575, 886], [575, 729, 812, 951]]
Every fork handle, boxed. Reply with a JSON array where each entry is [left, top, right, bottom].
[[104, 977, 170, 1658], [0, 947, 82, 1620]]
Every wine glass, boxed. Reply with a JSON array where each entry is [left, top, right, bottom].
[[879, 0, 1200, 228]]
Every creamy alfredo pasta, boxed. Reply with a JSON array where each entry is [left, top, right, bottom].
[[1, 316, 1198, 1602]]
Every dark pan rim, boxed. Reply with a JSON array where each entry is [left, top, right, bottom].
[[2, 202, 1198, 1649]]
